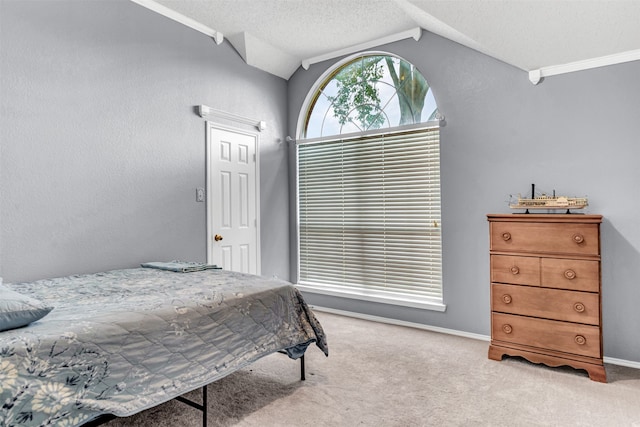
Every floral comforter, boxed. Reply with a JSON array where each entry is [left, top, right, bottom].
[[0, 268, 328, 426]]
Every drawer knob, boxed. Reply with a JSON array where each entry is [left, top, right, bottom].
[[502, 324, 513, 334], [502, 232, 512, 241], [574, 302, 585, 313], [575, 335, 587, 345], [564, 269, 576, 280], [502, 294, 512, 304], [572, 233, 585, 244], [510, 266, 520, 275]]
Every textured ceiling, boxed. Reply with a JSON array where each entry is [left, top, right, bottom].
[[146, 0, 640, 80]]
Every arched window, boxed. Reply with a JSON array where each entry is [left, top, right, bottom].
[[303, 54, 438, 138], [296, 53, 444, 310]]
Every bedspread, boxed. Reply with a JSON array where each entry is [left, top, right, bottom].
[[0, 268, 327, 427]]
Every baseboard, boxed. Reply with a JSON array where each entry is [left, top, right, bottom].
[[310, 305, 490, 342], [311, 305, 640, 369], [603, 356, 640, 369]]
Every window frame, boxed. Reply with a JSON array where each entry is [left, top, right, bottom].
[[296, 51, 438, 139], [294, 52, 445, 312]]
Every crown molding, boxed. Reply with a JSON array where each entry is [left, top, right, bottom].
[[529, 48, 640, 84], [301, 27, 422, 70], [130, 0, 223, 44]]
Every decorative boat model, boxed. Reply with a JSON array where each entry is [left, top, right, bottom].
[[510, 194, 588, 209], [509, 184, 588, 212]]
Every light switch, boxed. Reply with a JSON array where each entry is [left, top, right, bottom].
[[196, 187, 205, 202]]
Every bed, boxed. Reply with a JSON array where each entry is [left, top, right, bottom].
[[0, 266, 328, 427]]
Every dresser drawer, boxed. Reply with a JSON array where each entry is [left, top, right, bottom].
[[491, 255, 539, 285], [490, 221, 599, 256], [491, 283, 599, 325], [492, 313, 601, 358], [541, 258, 600, 292]]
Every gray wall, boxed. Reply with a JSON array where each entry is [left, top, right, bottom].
[[2, 1, 639, 364], [0, 0, 290, 282], [287, 32, 640, 363]]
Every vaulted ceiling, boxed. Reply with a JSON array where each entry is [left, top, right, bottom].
[[134, 0, 640, 83]]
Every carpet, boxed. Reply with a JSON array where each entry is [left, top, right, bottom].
[[105, 311, 640, 426]]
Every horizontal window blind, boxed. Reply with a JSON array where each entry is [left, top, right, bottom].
[[297, 127, 442, 303]]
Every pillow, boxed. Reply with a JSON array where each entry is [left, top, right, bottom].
[[0, 284, 53, 332]]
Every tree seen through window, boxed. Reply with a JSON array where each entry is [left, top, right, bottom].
[[304, 54, 438, 138]]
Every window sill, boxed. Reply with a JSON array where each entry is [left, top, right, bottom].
[[295, 284, 447, 312]]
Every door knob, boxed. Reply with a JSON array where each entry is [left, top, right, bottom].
[[214, 234, 223, 241]]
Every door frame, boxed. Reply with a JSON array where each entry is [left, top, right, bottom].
[[205, 121, 261, 274]]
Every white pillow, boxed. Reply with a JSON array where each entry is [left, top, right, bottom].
[[0, 284, 53, 332]]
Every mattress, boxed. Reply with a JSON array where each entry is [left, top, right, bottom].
[[0, 268, 327, 426]]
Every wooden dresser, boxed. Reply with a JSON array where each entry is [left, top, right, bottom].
[[487, 214, 605, 382]]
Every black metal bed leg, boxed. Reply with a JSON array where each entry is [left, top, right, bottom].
[[278, 350, 306, 381], [85, 356, 298, 427], [175, 385, 207, 427], [202, 385, 207, 427]]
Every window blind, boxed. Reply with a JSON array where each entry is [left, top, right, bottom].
[[297, 127, 442, 304]]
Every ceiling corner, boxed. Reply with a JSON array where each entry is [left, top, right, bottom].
[[227, 31, 301, 80]]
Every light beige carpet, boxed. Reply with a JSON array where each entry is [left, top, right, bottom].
[[106, 311, 640, 426]]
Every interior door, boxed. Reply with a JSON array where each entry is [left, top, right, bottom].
[[206, 123, 260, 274]]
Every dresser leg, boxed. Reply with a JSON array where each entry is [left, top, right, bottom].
[[586, 365, 607, 383], [488, 345, 505, 361]]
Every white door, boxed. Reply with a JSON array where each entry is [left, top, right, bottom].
[[206, 123, 260, 274]]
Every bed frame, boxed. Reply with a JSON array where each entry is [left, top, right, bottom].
[[82, 355, 305, 427]]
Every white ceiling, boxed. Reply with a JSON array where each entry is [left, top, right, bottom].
[[141, 0, 640, 82]]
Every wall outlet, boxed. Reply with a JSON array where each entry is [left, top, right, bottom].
[[196, 187, 205, 202]]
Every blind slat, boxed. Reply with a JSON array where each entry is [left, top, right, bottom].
[[298, 127, 443, 302]]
